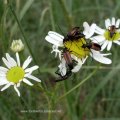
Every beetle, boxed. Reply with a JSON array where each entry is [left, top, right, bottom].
[[108, 25, 118, 38], [63, 27, 85, 42], [82, 42, 101, 51], [55, 48, 73, 82]]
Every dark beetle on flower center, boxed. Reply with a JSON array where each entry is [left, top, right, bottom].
[[108, 25, 117, 38], [55, 27, 101, 82], [63, 27, 85, 42], [82, 43, 101, 51]]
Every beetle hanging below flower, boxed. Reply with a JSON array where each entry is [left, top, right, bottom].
[[55, 48, 73, 82], [45, 22, 112, 82]]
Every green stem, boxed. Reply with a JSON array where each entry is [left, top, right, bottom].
[[58, 0, 73, 29], [9, 5, 37, 66], [47, 102, 52, 119], [1, 3, 8, 53], [7, 1, 46, 88], [36, 84, 52, 120], [82, 66, 119, 70], [57, 68, 98, 102], [49, 2, 55, 31], [64, 81, 74, 120]]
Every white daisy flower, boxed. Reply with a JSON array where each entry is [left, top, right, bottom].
[[83, 22, 112, 63], [0, 53, 41, 96], [45, 31, 85, 74], [90, 17, 120, 51], [45, 24, 112, 76]]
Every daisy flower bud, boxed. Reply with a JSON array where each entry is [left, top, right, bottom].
[[10, 39, 24, 52], [4, 0, 7, 4]]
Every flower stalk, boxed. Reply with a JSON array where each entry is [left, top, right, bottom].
[[6, 0, 47, 88]]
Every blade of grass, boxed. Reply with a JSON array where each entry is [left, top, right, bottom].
[[58, 0, 74, 29], [57, 68, 97, 101], [11, 0, 34, 37], [7, 0, 46, 89], [79, 63, 120, 119]]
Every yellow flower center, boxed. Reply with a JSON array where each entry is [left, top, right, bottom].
[[104, 30, 120, 41], [6, 66, 25, 83], [64, 38, 90, 58]]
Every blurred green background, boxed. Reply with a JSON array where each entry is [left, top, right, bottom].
[[0, 0, 120, 120]]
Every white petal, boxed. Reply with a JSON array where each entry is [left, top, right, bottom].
[[87, 23, 96, 38], [72, 59, 82, 72], [26, 74, 41, 82], [24, 73, 31, 77], [22, 56, 32, 69], [93, 55, 112, 64], [90, 35, 105, 43], [114, 40, 120, 45], [48, 31, 64, 41], [116, 19, 120, 28], [17, 82, 20, 87], [14, 85, 20, 96], [58, 51, 62, 60], [6, 53, 17, 67], [83, 22, 90, 35], [99, 53, 111, 57], [1, 82, 11, 91], [0, 66, 8, 72], [107, 42, 112, 51], [112, 17, 115, 25], [90, 49, 111, 56], [16, 52, 20, 66], [105, 18, 111, 29], [0, 72, 6, 77], [71, 54, 78, 61], [45, 35, 63, 46], [25, 65, 39, 73], [58, 58, 67, 76], [2, 57, 12, 69], [101, 41, 109, 51], [90, 50, 112, 64], [83, 22, 96, 38], [0, 81, 8, 86], [81, 56, 88, 64], [0, 77, 9, 85], [47, 34, 63, 43], [23, 78, 33, 86], [48, 31, 64, 39], [95, 26, 105, 35]]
